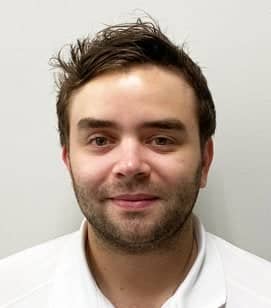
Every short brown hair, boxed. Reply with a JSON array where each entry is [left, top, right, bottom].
[[50, 18, 216, 148]]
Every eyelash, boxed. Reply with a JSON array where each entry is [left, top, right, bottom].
[[148, 136, 175, 146], [86, 135, 177, 150], [87, 136, 115, 146]]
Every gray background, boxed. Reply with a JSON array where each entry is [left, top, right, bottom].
[[0, 1, 270, 261]]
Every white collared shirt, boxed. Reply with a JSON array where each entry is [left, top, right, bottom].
[[1, 216, 271, 307]]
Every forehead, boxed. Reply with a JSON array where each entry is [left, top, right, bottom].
[[69, 65, 198, 131]]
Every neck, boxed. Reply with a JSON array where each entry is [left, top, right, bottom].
[[85, 215, 198, 308]]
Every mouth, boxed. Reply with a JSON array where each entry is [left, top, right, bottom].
[[109, 194, 160, 210]]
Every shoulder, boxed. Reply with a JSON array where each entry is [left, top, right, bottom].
[[0, 231, 78, 307], [207, 232, 271, 306]]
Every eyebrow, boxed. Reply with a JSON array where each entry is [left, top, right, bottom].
[[141, 119, 186, 131], [77, 118, 118, 130], [77, 117, 186, 132]]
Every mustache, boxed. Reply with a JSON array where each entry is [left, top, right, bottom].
[[96, 178, 167, 200]]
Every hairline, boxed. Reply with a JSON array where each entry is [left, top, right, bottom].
[[63, 63, 203, 151]]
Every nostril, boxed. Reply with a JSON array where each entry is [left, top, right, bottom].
[[112, 160, 151, 178]]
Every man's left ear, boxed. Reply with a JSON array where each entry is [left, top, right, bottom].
[[200, 138, 214, 188]]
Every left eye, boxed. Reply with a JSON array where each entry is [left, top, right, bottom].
[[150, 137, 174, 146]]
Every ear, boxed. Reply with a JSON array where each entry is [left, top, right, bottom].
[[62, 145, 71, 172], [200, 138, 214, 188]]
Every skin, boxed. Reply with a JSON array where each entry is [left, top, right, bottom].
[[63, 64, 213, 307]]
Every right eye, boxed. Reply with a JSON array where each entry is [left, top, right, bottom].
[[88, 136, 110, 146]]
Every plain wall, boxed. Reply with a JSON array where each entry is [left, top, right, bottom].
[[0, 1, 270, 261]]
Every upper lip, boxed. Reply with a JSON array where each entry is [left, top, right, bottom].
[[110, 194, 159, 201]]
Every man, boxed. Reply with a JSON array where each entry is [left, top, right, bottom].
[[0, 18, 270, 308]]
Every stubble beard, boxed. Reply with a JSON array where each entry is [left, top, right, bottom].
[[70, 165, 202, 255]]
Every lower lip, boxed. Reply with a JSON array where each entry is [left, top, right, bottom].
[[110, 199, 158, 210]]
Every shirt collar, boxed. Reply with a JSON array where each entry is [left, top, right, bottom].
[[163, 216, 227, 308], [48, 216, 226, 308], [48, 220, 113, 308]]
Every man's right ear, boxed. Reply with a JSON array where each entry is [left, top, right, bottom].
[[62, 146, 71, 172]]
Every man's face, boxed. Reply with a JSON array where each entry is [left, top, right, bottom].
[[63, 65, 213, 253]]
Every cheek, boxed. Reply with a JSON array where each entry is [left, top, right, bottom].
[[69, 153, 112, 185], [150, 151, 201, 184]]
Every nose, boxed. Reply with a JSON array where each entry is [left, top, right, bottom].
[[111, 139, 151, 179]]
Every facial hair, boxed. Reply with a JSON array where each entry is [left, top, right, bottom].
[[70, 164, 202, 255]]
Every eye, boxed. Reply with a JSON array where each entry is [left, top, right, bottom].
[[88, 136, 110, 146], [151, 136, 174, 146]]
